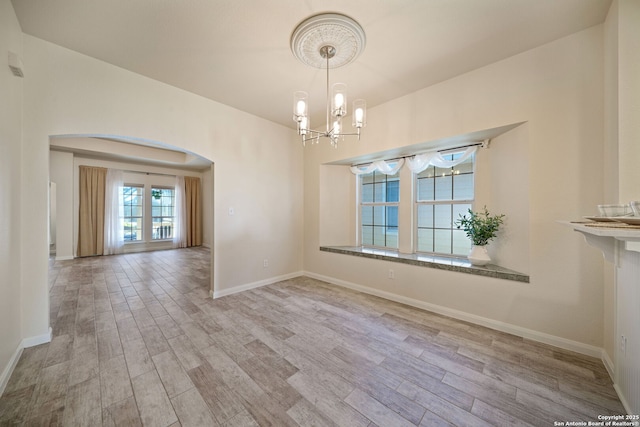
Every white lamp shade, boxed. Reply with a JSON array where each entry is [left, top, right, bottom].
[[331, 83, 347, 117], [352, 99, 366, 128], [293, 91, 308, 121]]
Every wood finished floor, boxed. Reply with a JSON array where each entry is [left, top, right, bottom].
[[0, 247, 625, 426]]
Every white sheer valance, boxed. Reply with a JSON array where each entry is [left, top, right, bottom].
[[406, 146, 477, 174], [350, 158, 405, 175], [350, 145, 478, 176]]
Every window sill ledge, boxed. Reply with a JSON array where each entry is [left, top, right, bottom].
[[319, 246, 529, 283]]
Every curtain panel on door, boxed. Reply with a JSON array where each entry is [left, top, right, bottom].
[[77, 166, 107, 257]]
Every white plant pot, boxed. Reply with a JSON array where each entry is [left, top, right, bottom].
[[468, 245, 491, 266]]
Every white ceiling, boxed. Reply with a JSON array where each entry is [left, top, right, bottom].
[[12, 0, 611, 131]]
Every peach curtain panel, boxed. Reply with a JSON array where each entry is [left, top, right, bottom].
[[184, 176, 202, 247], [77, 166, 107, 257]]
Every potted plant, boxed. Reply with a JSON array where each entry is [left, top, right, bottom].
[[455, 206, 505, 266]]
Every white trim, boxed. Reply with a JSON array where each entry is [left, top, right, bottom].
[[602, 349, 615, 381], [202, 243, 212, 249], [21, 327, 52, 348], [0, 328, 52, 396], [304, 271, 603, 358], [0, 345, 23, 396], [55, 255, 74, 261], [211, 271, 303, 299], [614, 383, 633, 415]]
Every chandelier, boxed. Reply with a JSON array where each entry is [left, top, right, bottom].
[[290, 13, 367, 147]]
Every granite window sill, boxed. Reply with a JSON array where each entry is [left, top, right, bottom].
[[319, 246, 529, 283]]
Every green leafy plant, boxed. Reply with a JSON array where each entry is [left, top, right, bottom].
[[455, 206, 505, 246], [151, 189, 162, 200]]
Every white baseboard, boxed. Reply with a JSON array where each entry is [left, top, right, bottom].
[[0, 344, 23, 397], [202, 243, 212, 249], [0, 327, 52, 397], [211, 271, 304, 299], [614, 383, 633, 415], [601, 349, 615, 381], [21, 327, 52, 348], [55, 255, 74, 261], [304, 271, 604, 359]]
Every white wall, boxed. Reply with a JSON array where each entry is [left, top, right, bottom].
[[20, 33, 304, 346], [305, 25, 606, 351], [616, 0, 640, 204], [49, 150, 74, 260], [0, 0, 24, 391], [202, 165, 214, 248]]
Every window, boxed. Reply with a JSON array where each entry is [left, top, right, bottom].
[[360, 170, 399, 249], [151, 187, 175, 240], [415, 152, 474, 256], [123, 186, 143, 241]]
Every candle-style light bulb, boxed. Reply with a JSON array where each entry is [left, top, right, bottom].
[[355, 108, 364, 124], [352, 99, 366, 128], [296, 100, 306, 116]]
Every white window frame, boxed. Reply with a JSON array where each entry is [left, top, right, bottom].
[[150, 186, 176, 241], [122, 184, 144, 242], [358, 170, 400, 249], [413, 151, 475, 257]]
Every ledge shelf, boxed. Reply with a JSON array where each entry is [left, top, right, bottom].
[[320, 246, 529, 283], [560, 221, 640, 262]]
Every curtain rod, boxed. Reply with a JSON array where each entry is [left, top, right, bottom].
[[351, 140, 489, 168], [121, 169, 176, 178]]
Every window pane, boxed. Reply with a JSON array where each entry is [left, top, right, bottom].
[[434, 176, 452, 200], [453, 203, 472, 225], [361, 206, 373, 226], [153, 217, 174, 239], [152, 207, 161, 217], [373, 205, 385, 225], [362, 183, 374, 203], [453, 229, 471, 256], [434, 229, 452, 254], [455, 155, 474, 174], [373, 183, 386, 203], [417, 176, 434, 201], [386, 179, 399, 203], [417, 205, 433, 228], [386, 206, 398, 228], [417, 228, 433, 252], [373, 226, 386, 247], [361, 225, 373, 246], [385, 227, 398, 248], [453, 174, 473, 200], [434, 204, 452, 229], [124, 217, 142, 241]]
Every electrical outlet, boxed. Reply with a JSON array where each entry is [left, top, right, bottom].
[[263, 259, 268, 268], [388, 269, 394, 279]]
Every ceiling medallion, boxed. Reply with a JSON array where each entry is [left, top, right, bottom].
[[290, 13, 368, 147]]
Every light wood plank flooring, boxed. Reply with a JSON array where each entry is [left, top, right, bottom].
[[0, 248, 625, 426]]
